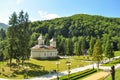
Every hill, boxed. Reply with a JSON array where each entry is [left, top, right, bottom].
[[29, 14, 120, 54], [30, 14, 120, 38], [0, 22, 8, 30]]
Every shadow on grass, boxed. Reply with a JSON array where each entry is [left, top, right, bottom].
[[27, 70, 48, 77], [10, 62, 48, 78], [35, 57, 61, 61]]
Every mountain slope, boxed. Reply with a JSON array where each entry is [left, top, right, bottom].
[[0, 22, 8, 30]]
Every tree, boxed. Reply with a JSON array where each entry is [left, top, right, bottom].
[[17, 11, 30, 65], [7, 10, 30, 66], [7, 12, 18, 66], [0, 28, 6, 40], [73, 37, 82, 55], [65, 38, 73, 55], [92, 39, 103, 69], [105, 39, 114, 59], [74, 41, 79, 55], [81, 37, 86, 55], [88, 37, 95, 56]]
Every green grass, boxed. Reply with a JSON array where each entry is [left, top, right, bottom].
[[102, 59, 120, 66], [114, 51, 120, 57], [29, 57, 91, 72], [105, 68, 120, 80], [59, 69, 97, 80], [0, 57, 91, 79], [72, 55, 93, 61]]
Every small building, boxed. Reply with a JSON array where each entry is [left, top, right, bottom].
[[31, 34, 58, 59]]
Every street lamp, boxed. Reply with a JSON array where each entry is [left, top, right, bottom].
[[66, 61, 71, 80], [56, 61, 60, 80]]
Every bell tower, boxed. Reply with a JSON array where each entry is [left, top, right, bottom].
[[50, 38, 56, 48], [38, 34, 44, 45]]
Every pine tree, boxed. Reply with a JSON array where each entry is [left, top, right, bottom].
[[81, 37, 86, 55], [105, 39, 114, 59], [88, 37, 95, 56], [93, 39, 103, 69], [7, 12, 18, 66]]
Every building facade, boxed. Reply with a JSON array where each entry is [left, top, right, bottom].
[[31, 34, 58, 59]]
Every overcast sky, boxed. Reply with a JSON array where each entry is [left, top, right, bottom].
[[0, 0, 120, 24]]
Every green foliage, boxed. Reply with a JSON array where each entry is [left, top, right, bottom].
[[102, 59, 120, 66], [105, 39, 114, 59], [93, 39, 103, 69], [60, 69, 97, 80], [0, 28, 6, 40], [88, 37, 96, 56], [29, 14, 120, 55], [7, 10, 30, 66]]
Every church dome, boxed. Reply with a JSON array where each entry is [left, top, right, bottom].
[[50, 38, 55, 42], [38, 34, 43, 40]]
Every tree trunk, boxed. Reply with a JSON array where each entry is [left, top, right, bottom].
[[97, 61, 99, 69]]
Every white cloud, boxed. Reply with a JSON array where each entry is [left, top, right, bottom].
[[38, 10, 60, 20], [16, 0, 24, 4], [0, 18, 9, 24]]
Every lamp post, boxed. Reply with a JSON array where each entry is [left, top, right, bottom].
[[66, 61, 71, 80], [56, 61, 60, 80]]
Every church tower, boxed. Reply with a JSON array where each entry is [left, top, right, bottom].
[[50, 38, 56, 48], [38, 34, 44, 45]]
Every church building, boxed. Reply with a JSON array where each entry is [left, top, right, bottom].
[[31, 34, 58, 59]]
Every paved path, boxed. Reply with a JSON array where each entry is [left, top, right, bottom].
[[0, 56, 120, 80], [83, 71, 110, 80]]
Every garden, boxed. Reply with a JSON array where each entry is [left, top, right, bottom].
[[0, 56, 92, 79]]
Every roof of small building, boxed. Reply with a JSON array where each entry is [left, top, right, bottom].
[[38, 34, 44, 40], [50, 38, 56, 42], [31, 45, 57, 50]]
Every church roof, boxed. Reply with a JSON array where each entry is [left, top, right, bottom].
[[38, 34, 43, 40], [50, 38, 56, 42], [31, 45, 57, 50]]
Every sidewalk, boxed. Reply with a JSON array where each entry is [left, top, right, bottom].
[[82, 71, 110, 80]]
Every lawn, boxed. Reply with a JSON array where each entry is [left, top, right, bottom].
[[0, 56, 91, 79], [114, 51, 120, 57], [105, 68, 120, 80], [102, 58, 120, 66], [28, 57, 91, 72]]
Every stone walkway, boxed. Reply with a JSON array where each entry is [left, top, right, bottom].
[[83, 71, 110, 80]]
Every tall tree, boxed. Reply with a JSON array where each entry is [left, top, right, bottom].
[[88, 37, 95, 56], [7, 12, 18, 66], [92, 39, 103, 69], [65, 38, 73, 55], [105, 39, 114, 59], [81, 37, 86, 55], [17, 11, 30, 64], [7, 10, 30, 66]]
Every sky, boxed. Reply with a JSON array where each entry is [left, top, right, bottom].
[[0, 0, 120, 24]]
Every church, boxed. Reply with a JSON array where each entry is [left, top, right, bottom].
[[31, 34, 58, 59]]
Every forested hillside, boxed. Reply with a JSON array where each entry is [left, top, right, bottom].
[[29, 14, 120, 55]]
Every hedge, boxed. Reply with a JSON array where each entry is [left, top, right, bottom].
[[60, 69, 97, 80]]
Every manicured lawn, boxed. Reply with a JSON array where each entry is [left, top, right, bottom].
[[0, 57, 91, 79], [72, 55, 93, 61], [105, 68, 120, 80], [114, 51, 120, 57], [102, 59, 120, 66], [29, 57, 91, 72]]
